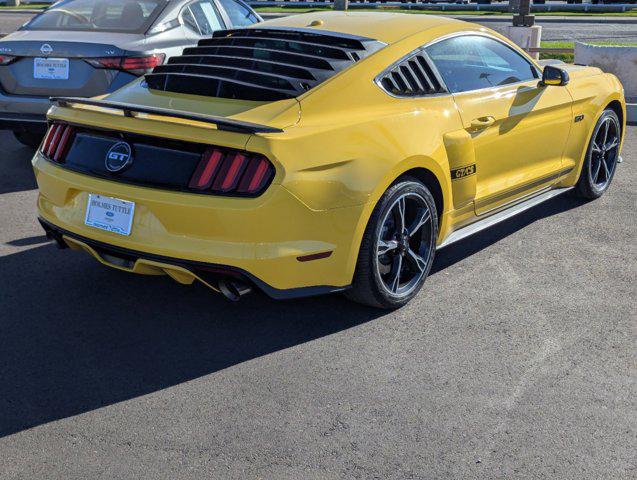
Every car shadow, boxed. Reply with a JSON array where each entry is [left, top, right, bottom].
[[432, 191, 588, 274], [0, 190, 587, 438], [0, 131, 38, 195], [0, 242, 384, 438]]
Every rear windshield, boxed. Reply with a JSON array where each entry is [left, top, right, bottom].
[[23, 0, 167, 33]]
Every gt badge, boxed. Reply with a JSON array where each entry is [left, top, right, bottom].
[[105, 142, 133, 173], [451, 164, 476, 180]]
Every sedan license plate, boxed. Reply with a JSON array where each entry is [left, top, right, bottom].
[[85, 194, 135, 236], [34, 57, 69, 80]]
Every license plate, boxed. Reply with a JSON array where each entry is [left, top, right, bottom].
[[34, 57, 69, 80], [85, 194, 135, 236]]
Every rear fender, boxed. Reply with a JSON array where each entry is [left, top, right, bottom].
[[343, 155, 451, 282]]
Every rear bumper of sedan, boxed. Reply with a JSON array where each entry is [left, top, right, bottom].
[[34, 153, 364, 298], [0, 93, 49, 131]]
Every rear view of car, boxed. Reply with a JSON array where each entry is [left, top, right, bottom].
[[0, 0, 261, 147]]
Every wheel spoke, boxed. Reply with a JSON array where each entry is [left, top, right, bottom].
[[601, 119, 610, 147], [387, 254, 402, 293], [407, 207, 431, 237], [600, 156, 610, 180], [592, 157, 602, 184], [394, 197, 406, 233], [591, 142, 602, 154], [605, 137, 619, 151], [377, 239, 399, 257], [405, 248, 427, 273]]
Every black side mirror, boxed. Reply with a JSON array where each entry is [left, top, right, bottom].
[[540, 65, 570, 87]]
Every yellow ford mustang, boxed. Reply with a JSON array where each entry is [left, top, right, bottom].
[[34, 12, 626, 308]]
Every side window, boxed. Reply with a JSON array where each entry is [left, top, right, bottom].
[[218, 0, 259, 27], [425, 35, 538, 94], [182, 1, 223, 36]]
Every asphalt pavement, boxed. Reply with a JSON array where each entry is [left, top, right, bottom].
[[0, 11, 636, 43], [0, 126, 635, 478]]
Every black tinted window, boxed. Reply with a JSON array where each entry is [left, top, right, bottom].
[[425, 35, 538, 93], [218, 0, 259, 27]]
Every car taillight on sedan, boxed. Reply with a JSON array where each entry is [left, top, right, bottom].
[[84, 53, 165, 75], [189, 148, 275, 195], [41, 123, 75, 163], [0, 55, 16, 65]]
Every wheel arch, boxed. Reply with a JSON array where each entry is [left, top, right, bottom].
[[344, 157, 451, 283], [397, 167, 445, 227], [606, 99, 624, 134]]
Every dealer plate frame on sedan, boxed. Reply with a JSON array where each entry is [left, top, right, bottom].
[[33, 57, 69, 80], [85, 194, 135, 236]]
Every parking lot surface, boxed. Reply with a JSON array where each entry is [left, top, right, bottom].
[[0, 128, 635, 479]]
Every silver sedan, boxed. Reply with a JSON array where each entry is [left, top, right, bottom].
[[0, 0, 262, 147]]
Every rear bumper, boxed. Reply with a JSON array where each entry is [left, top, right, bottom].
[[38, 218, 348, 300], [0, 91, 49, 130], [34, 152, 365, 296], [0, 112, 47, 131]]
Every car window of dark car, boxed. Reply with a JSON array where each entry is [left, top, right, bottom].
[[24, 0, 167, 33], [218, 0, 259, 27], [425, 35, 538, 94]]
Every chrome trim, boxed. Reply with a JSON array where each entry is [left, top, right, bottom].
[[437, 187, 573, 250], [475, 166, 574, 216]]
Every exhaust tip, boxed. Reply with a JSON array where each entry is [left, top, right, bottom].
[[218, 279, 252, 301]]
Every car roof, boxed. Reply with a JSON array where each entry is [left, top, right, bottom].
[[256, 11, 466, 45]]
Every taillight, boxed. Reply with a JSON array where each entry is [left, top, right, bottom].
[[41, 123, 75, 163], [84, 53, 165, 75], [189, 148, 274, 196], [0, 55, 16, 66]]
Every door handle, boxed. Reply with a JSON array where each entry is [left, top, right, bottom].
[[470, 116, 496, 130]]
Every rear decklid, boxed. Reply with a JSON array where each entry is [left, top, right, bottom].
[[42, 25, 385, 194], [44, 80, 302, 195], [45, 24, 387, 147], [0, 31, 148, 97]]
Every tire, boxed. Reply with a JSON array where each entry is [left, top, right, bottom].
[[575, 109, 621, 200], [345, 177, 438, 309], [13, 130, 44, 149]]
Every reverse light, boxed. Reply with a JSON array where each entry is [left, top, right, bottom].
[[84, 53, 165, 75], [0, 55, 16, 65], [41, 123, 75, 163], [189, 148, 274, 196]]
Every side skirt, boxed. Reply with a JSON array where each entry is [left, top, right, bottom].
[[437, 187, 573, 250]]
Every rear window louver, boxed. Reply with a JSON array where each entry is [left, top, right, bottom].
[[145, 27, 386, 101], [377, 51, 446, 97]]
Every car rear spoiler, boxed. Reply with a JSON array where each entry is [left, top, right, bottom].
[[49, 97, 283, 135]]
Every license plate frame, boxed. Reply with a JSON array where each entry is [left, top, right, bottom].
[[33, 57, 69, 80], [84, 194, 135, 236]]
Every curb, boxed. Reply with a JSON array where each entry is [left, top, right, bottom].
[[463, 15, 637, 24], [627, 98, 637, 124], [0, 9, 43, 14], [259, 12, 637, 24]]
